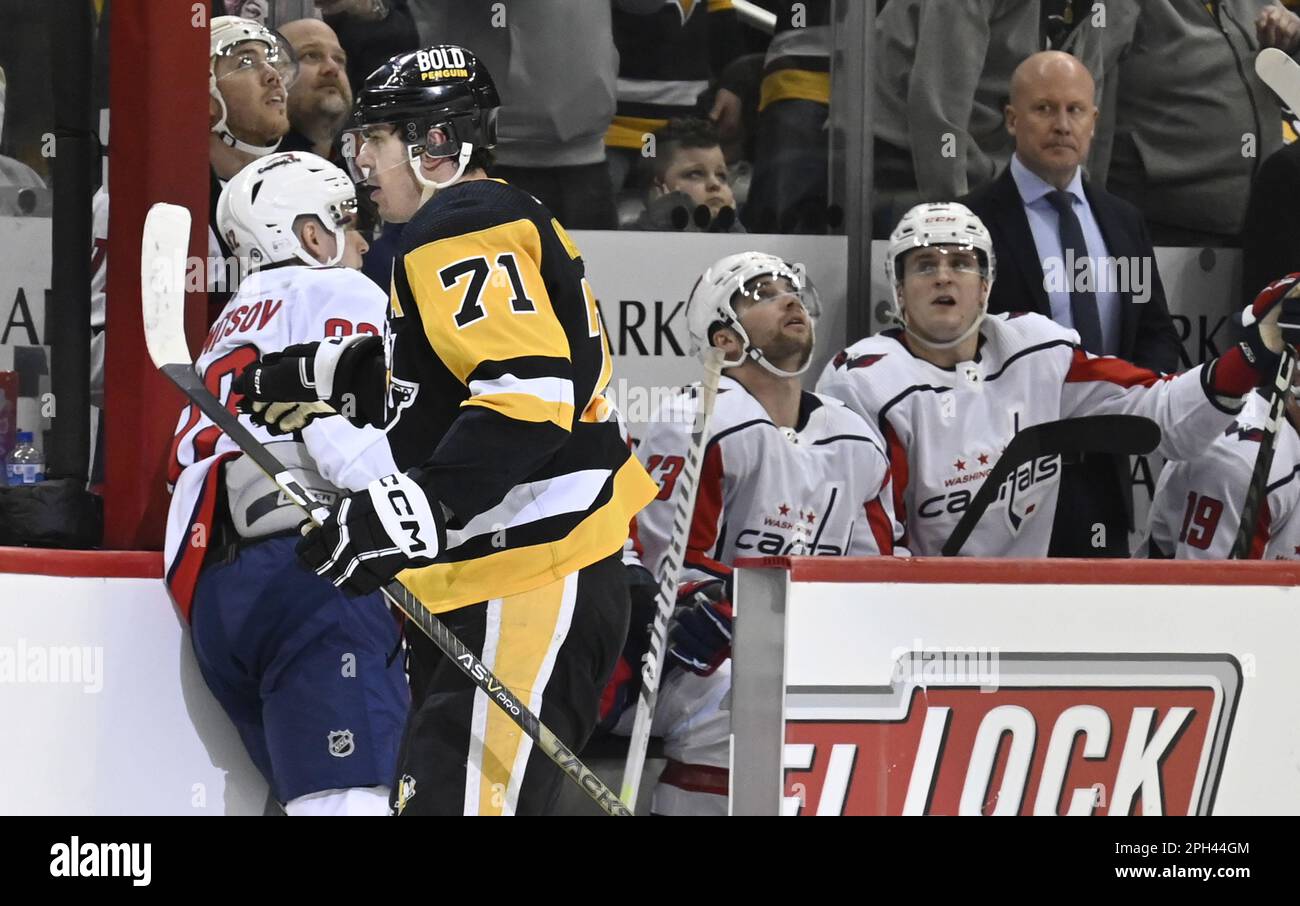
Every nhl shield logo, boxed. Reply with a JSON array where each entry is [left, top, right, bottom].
[[327, 729, 355, 758]]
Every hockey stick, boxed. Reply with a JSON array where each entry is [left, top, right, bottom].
[[1229, 347, 1293, 559], [941, 415, 1161, 557], [1257, 48, 1300, 117], [620, 346, 727, 810], [141, 203, 630, 817]]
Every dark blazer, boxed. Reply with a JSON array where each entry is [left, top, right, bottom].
[[961, 165, 1181, 373]]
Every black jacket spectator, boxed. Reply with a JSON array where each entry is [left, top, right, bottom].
[[323, 0, 419, 91], [1241, 141, 1300, 303]]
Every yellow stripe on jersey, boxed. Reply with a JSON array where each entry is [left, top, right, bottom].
[[470, 574, 575, 815], [606, 115, 671, 149], [399, 456, 659, 613], [580, 280, 614, 422], [550, 218, 582, 261], [759, 69, 831, 111], [708, 0, 733, 10], [403, 219, 574, 428]]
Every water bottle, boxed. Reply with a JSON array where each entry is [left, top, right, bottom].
[[5, 431, 44, 485]]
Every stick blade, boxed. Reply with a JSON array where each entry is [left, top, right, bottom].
[[140, 202, 194, 368], [1257, 47, 1300, 112]]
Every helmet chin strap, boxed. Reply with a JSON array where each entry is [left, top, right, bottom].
[[412, 141, 475, 193], [721, 317, 816, 379], [210, 87, 280, 158], [899, 297, 987, 352]]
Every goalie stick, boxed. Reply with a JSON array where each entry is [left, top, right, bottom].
[[941, 415, 1161, 557], [141, 203, 631, 816], [620, 346, 726, 811]]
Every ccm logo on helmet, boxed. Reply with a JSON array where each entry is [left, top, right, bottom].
[[416, 47, 468, 77]]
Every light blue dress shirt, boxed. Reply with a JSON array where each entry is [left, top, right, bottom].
[[1010, 154, 1121, 355]]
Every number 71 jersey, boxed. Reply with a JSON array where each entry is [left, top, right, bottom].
[[378, 178, 656, 611]]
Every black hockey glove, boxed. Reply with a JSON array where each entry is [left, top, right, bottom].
[[233, 342, 323, 403], [297, 472, 446, 597], [235, 336, 376, 435]]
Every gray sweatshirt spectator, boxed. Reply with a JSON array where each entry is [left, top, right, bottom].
[[1085, 0, 1297, 244], [409, 0, 662, 228]]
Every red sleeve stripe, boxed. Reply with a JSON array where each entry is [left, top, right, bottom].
[[882, 421, 909, 528], [683, 442, 731, 576], [627, 513, 645, 559], [864, 497, 895, 555], [1064, 348, 1170, 387]]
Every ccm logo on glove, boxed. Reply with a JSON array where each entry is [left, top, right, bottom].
[[370, 473, 441, 558]]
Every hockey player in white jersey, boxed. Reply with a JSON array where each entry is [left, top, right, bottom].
[[164, 151, 408, 815], [818, 202, 1287, 557], [615, 252, 906, 816], [1146, 319, 1300, 559]]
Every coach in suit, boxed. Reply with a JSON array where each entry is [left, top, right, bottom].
[[962, 51, 1181, 558]]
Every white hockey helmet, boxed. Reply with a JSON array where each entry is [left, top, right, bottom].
[[217, 151, 358, 269], [885, 202, 996, 350], [210, 15, 297, 158], [685, 251, 821, 377]]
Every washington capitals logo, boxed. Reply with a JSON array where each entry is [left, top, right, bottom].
[[832, 350, 886, 371]]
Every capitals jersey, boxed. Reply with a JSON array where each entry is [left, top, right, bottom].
[[164, 266, 398, 618], [633, 376, 905, 584], [816, 312, 1244, 557], [1145, 392, 1300, 559], [348, 178, 657, 613]]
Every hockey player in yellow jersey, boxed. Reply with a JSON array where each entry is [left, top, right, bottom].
[[234, 46, 658, 815]]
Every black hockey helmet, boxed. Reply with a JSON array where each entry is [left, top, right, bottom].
[[343, 45, 499, 189]]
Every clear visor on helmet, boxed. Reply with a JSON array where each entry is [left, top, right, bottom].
[[342, 121, 462, 186], [213, 37, 298, 89], [734, 268, 822, 322], [899, 244, 989, 281]]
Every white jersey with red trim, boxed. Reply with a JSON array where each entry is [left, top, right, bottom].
[[634, 375, 905, 585], [1145, 392, 1300, 559], [625, 373, 904, 816], [816, 312, 1244, 558], [163, 265, 397, 617]]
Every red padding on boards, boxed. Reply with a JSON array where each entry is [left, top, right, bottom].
[[735, 556, 1300, 586], [0, 547, 163, 579]]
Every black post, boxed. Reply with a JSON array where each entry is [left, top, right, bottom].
[[46, 0, 96, 482]]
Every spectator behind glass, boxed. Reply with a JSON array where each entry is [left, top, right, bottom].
[[0, 62, 46, 205], [605, 0, 747, 193], [315, 0, 420, 103], [633, 117, 743, 232], [1090, 1, 1297, 247], [224, 0, 270, 24], [412, 1, 664, 229], [873, 0, 1067, 239], [1241, 139, 1300, 303], [743, 0, 832, 234], [278, 18, 352, 161]]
